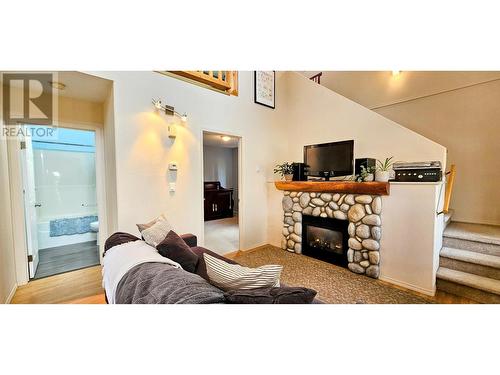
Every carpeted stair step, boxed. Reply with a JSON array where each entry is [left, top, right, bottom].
[[443, 237, 500, 256], [436, 267, 500, 303], [443, 222, 500, 256], [439, 247, 500, 280]]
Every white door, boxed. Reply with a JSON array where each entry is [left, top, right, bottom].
[[20, 131, 40, 278]]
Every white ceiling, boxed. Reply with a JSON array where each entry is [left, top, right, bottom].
[[49, 71, 112, 102], [55, 71, 112, 102], [203, 131, 239, 148], [2, 71, 112, 103], [297, 71, 500, 109]]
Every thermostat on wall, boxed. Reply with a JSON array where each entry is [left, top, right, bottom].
[[168, 125, 177, 139], [168, 162, 178, 171]]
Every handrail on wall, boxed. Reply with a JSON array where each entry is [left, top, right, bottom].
[[437, 164, 456, 215]]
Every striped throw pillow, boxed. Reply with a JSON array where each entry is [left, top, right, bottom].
[[203, 253, 283, 291]]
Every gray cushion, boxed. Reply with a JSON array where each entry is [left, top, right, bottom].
[[224, 286, 317, 304]]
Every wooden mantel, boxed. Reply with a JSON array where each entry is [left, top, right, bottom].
[[274, 181, 390, 195]]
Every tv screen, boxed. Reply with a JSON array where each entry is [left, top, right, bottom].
[[304, 140, 354, 178]]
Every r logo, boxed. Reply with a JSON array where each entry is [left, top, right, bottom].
[[2, 73, 53, 125]]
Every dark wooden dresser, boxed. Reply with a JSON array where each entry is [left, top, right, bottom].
[[204, 181, 234, 221]]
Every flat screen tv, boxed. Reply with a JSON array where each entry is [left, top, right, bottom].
[[304, 140, 354, 180]]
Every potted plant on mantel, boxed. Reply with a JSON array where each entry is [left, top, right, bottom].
[[375, 156, 394, 182], [274, 162, 295, 181], [356, 165, 375, 182]]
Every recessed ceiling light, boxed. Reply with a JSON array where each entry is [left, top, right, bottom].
[[49, 81, 66, 90], [221, 135, 231, 142]]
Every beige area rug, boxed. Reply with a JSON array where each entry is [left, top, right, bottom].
[[234, 246, 431, 304]]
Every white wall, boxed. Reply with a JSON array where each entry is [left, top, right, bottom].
[[90, 71, 285, 249], [380, 183, 444, 295], [0, 138, 17, 303], [203, 145, 237, 189], [275, 73, 447, 169], [103, 86, 118, 236], [231, 148, 239, 213], [1, 77, 19, 302]]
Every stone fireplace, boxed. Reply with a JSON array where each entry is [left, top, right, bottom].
[[280, 191, 382, 278]]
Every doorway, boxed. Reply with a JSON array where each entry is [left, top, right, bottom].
[[202, 131, 240, 254], [21, 125, 100, 279]]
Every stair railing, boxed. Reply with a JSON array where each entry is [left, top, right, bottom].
[[437, 164, 456, 215], [310, 72, 322, 84], [168, 71, 238, 95]]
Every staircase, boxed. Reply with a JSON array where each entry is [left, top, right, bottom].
[[437, 221, 500, 303]]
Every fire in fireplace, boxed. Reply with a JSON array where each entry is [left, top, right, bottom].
[[302, 215, 349, 267]]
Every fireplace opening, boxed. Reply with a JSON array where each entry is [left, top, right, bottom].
[[302, 215, 349, 267]]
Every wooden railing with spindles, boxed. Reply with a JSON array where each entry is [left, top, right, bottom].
[[168, 71, 238, 95], [310, 72, 322, 84]]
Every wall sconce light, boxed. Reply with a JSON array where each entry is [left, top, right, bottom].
[[152, 99, 187, 122]]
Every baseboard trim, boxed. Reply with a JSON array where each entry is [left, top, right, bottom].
[[225, 244, 275, 259], [223, 249, 240, 259], [379, 275, 436, 297], [5, 283, 17, 304]]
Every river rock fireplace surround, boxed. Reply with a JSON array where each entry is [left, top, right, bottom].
[[276, 181, 389, 279]]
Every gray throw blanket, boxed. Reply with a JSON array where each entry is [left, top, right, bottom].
[[115, 262, 226, 304]]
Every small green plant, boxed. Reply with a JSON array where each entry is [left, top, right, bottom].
[[376, 156, 394, 171], [356, 165, 375, 182], [273, 162, 295, 177]]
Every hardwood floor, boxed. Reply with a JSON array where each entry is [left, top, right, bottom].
[[11, 265, 104, 304], [64, 293, 106, 304], [10, 246, 475, 304], [34, 241, 100, 279], [377, 279, 476, 304]]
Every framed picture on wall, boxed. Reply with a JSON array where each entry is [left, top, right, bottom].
[[254, 71, 275, 109]]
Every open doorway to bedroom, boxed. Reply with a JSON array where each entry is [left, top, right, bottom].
[[202, 131, 241, 255]]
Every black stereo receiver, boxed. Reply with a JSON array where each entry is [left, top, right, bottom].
[[394, 168, 442, 182], [393, 161, 442, 182]]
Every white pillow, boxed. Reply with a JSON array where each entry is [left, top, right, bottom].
[[136, 214, 167, 233], [141, 216, 173, 247], [203, 253, 283, 291]]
